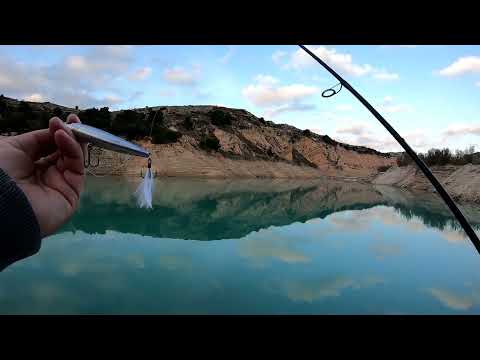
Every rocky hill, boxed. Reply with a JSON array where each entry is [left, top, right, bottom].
[[0, 96, 397, 178]]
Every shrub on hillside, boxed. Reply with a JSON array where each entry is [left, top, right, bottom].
[[0, 96, 7, 116], [209, 109, 232, 127], [397, 146, 476, 167], [147, 110, 164, 126], [199, 134, 221, 151], [183, 116, 194, 130], [53, 107, 64, 119], [78, 107, 112, 131], [151, 127, 182, 144], [111, 110, 148, 139]]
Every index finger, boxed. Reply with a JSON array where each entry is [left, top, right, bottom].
[[66, 113, 81, 124]]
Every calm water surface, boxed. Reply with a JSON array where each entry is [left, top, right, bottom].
[[1, 176, 480, 314]]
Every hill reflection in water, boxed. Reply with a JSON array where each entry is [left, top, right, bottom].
[[62, 176, 480, 241], [2, 177, 480, 315]]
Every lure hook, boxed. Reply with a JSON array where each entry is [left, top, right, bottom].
[[84, 143, 101, 168]]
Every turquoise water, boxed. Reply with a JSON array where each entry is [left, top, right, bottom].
[[1, 176, 480, 314]]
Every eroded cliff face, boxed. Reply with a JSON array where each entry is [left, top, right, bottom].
[[372, 164, 480, 204], [88, 105, 396, 178]]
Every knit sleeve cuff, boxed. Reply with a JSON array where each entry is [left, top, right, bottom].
[[0, 168, 42, 271]]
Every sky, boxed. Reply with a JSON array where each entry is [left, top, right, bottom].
[[0, 45, 479, 153]]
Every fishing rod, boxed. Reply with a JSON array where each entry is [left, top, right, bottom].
[[298, 44, 480, 253]]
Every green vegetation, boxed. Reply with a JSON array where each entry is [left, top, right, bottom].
[[53, 107, 64, 118], [147, 110, 163, 127], [111, 110, 146, 139], [78, 107, 111, 131], [0, 100, 183, 145], [322, 135, 337, 146], [199, 134, 221, 151], [397, 146, 477, 167], [151, 127, 182, 144], [258, 117, 266, 124], [302, 129, 311, 136], [183, 116, 194, 130], [0, 100, 50, 133], [209, 109, 232, 127]]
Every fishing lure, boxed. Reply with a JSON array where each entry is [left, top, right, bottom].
[[67, 123, 150, 166], [68, 123, 154, 208]]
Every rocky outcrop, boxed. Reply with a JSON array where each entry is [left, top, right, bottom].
[[89, 105, 396, 178], [372, 164, 480, 204]]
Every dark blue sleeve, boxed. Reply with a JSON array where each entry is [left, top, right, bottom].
[[0, 168, 42, 271]]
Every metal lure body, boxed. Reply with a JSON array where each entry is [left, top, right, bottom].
[[67, 123, 150, 158]]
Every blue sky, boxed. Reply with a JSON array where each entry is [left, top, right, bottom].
[[0, 45, 479, 153]]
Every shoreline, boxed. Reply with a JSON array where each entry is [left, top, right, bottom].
[[373, 164, 480, 204]]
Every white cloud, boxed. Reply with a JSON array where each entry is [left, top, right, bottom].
[[283, 276, 384, 303], [239, 237, 310, 265], [438, 56, 480, 77], [128, 67, 152, 81], [283, 46, 373, 76], [104, 94, 124, 105], [265, 103, 316, 117], [163, 65, 200, 86], [335, 104, 353, 112], [272, 50, 287, 64], [277, 46, 400, 82], [382, 96, 393, 104], [381, 104, 413, 114], [476, 81, 480, 87], [0, 46, 137, 109], [219, 45, 236, 64], [356, 130, 429, 152], [442, 124, 480, 138], [242, 75, 319, 119], [428, 288, 478, 311], [378, 96, 412, 114], [373, 71, 400, 80], [333, 119, 431, 152], [194, 89, 211, 99], [254, 74, 279, 86], [65, 55, 88, 71], [242, 76, 318, 107], [24, 93, 46, 102], [158, 89, 175, 97], [336, 123, 371, 136], [128, 91, 144, 102]]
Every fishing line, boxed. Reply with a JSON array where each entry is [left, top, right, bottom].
[[298, 44, 480, 253]]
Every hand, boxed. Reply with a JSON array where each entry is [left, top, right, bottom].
[[0, 114, 85, 237]]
